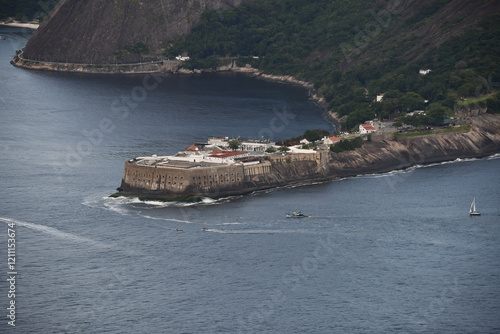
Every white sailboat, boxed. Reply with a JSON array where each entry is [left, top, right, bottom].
[[470, 198, 481, 216]]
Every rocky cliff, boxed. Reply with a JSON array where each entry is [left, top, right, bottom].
[[242, 114, 500, 195], [22, 0, 248, 64], [324, 114, 500, 178], [115, 114, 500, 201]]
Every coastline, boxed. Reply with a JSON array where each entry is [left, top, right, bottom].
[[10, 51, 325, 102], [10, 48, 331, 121], [8, 45, 498, 202], [0, 21, 39, 30], [11, 49, 182, 74], [11, 53, 334, 125], [12, 50, 499, 196], [114, 113, 500, 201]]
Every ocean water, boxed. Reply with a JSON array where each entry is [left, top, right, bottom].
[[1, 27, 499, 334]]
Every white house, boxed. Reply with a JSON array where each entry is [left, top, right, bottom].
[[419, 68, 431, 75], [176, 55, 190, 61], [322, 135, 341, 145], [376, 93, 385, 102], [359, 123, 376, 134], [240, 139, 275, 152], [300, 138, 311, 145]]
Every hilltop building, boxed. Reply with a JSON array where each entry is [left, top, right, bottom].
[[359, 123, 376, 134], [322, 135, 341, 145]]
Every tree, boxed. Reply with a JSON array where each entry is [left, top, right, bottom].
[[278, 146, 290, 152], [330, 137, 363, 153], [400, 92, 425, 112], [426, 103, 450, 125], [303, 129, 329, 142], [124, 42, 149, 55], [228, 139, 241, 150], [457, 83, 476, 98], [381, 98, 401, 116]]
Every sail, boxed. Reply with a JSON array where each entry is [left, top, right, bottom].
[[470, 198, 480, 215]]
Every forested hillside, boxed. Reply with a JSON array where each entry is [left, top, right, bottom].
[[8, 0, 500, 131], [166, 0, 500, 130]]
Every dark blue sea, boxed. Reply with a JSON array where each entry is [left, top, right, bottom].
[[1, 27, 499, 334]]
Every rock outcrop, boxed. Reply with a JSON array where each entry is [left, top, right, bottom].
[[22, 0, 248, 64]]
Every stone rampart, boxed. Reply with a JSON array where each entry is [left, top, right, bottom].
[[243, 161, 272, 177], [121, 161, 245, 197]]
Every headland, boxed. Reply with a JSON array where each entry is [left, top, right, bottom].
[[113, 113, 500, 201]]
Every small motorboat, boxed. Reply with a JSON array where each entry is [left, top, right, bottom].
[[286, 211, 308, 218]]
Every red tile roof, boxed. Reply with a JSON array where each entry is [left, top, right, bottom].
[[328, 136, 341, 142], [361, 124, 376, 131], [185, 144, 198, 151]]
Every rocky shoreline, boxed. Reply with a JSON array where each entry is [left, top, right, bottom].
[[114, 114, 500, 201], [11, 52, 500, 202], [11, 50, 331, 121], [0, 21, 39, 29], [10, 50, 183, 74], [10, 52, 324, 100]]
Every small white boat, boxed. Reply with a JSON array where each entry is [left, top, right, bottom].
[[470, 198, 481, 216], [286, 211, 308, 218]]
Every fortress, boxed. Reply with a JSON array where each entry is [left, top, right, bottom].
[[114, 114, 500, 201], [117, 136, 331, 200]]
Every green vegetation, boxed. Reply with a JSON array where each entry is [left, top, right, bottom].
[[457, 91, 500, 113], [165, 1, 500, 129], [113, 41, 150, 60], [228, 139, 241, 150], [281, 129, 330, 145], [393, 125, 472, 138], [278, 146, 290, 152], [124, 41, 149, 54], [0, 0, 56, 21], [330, 137, 364, 153], [303, 129, 330, 142], [265, 147, 277, 153]]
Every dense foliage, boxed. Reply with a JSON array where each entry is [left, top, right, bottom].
[[279, 129, 330, 145], [330, 137, 364, 153], [228, 139, 242, 150], [165, 0, 500, 131], [0, 0, 56, 21]]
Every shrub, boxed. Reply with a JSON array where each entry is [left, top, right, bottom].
[[330, 136, 364, 153]]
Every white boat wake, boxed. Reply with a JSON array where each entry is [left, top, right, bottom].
[[0, 216, 107, 247]]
